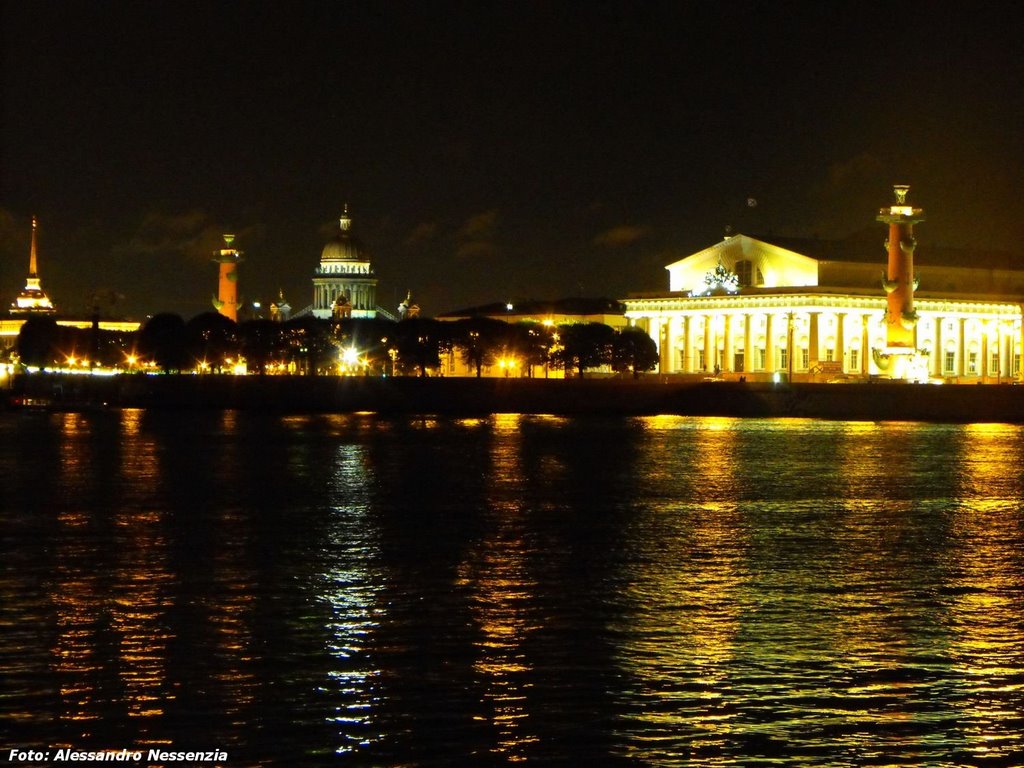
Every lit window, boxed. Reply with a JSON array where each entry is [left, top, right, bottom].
[[968, 352, 978, 374], [944, 351, 955, 374], [735, 260, 753, 286], [850, 348, 859, 371]]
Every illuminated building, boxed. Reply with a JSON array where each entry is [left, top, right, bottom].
[[10, 216, 56, 315], [437, 298, 627, 378], [311, 206, 378, 319], [268, 290, 292, 322], [623, 186, 1023, 383], [2, 216, 139, 362], [212, 234, 243, 322]]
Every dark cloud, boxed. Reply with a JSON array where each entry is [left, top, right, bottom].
[[403, 221, 438, 248], [454, 210, 500, 260], [593, 224, 651, 248]]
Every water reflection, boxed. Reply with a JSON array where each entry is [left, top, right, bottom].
[[612, 418, 1024, 765], [947, 423, 1024, 762], [615, 418, 748, 762], [320, 432, 383, 756], [458, 413, 539, 761], [2, 411, 1023, 765]]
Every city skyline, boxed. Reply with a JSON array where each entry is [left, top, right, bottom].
[[2, 1, 1022, 319]]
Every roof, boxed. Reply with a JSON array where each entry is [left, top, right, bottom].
[[321, 208, 371, 262], [754, 228, 1019, 270], [439, 297, 625, 319]]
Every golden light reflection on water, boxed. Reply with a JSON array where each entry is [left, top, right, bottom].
[[615, 417, 747, 759], [9, 410, 1024, 763], [457, 413, 541, 761], [110, 410, 173, 737], [321, 439, 384, 755], [829, 422, 936, 752], [50, 413, 105, 736], [611, 417, 1024, 762], [946, 423, 1024, 761]]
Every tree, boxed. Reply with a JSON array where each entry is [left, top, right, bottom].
[[281, 316, 336, 375], [185, 312, 239, 372], [552, 322, 615, 378], [392, 317, 443, 376], [138, 313, 188, 373], [451, 317, 507, 377], [16, 316, 60, 368], [238, 319, 279, 375], [612, 326, 659, 379]]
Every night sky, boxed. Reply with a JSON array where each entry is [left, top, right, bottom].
[[2, 1, 1022, 320]]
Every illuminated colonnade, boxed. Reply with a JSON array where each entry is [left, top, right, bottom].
[[627, 295, 1023, 381]]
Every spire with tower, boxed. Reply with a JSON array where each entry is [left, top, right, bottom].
[[10, 216, 56, 314]]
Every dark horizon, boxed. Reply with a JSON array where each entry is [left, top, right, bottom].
[[3, 1, 1022, 321]]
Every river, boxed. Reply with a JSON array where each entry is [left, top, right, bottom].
[[1, 410, 1022, 766]]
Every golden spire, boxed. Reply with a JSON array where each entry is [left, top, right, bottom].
[[29, 215, 39, 277]]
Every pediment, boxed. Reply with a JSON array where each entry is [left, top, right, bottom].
[[666, 235, 820, 293]]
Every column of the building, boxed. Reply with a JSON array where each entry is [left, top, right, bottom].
[[933, 317, 943, 377], [786, 313, 795, 377], [682, 316, 692, 373], [836, 312, 846, 372], [664, 316, 675, 372], [957, 318, 967, 377], [808, 311, 820, 371], [1017, 318, 1023, 379], [1003, 324, 1012, 380], [861, 314, 870, 376], [982, 333, 990, 379], [658, 318, 670, 373], [704, 315, 714, 373], [765, 313, 774, 373], [722, 314, 733, 372], [743, 313, 753, 373]]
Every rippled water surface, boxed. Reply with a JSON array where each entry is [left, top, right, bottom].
[[2, 410, 1023, 766]]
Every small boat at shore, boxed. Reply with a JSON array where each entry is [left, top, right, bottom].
[[4, 393, 109, 413]]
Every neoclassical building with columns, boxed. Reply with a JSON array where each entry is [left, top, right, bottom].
[[311, 206, 379, 319], [623, 229, 1024, 383]]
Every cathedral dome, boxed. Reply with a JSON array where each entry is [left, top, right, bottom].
[[321, 207, 368, 262]]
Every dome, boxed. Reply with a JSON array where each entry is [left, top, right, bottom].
[[321, 207, 369, 262]]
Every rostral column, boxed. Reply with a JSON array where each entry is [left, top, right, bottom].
[[875, 185, 924, 377], [212, 234, 243, 321]]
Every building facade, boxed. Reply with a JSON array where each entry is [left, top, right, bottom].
[[623, 192, 1023, 383], [311, 207, 378, 320]]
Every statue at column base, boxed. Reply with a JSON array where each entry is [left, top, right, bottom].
[[872, 347, 931, 382]]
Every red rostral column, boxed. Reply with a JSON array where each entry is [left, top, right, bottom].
[[877, 185, 924, 349], [212, 234, 243, 321]]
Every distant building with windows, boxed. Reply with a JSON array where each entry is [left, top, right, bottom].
[[622, 195, 1024, 383]]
